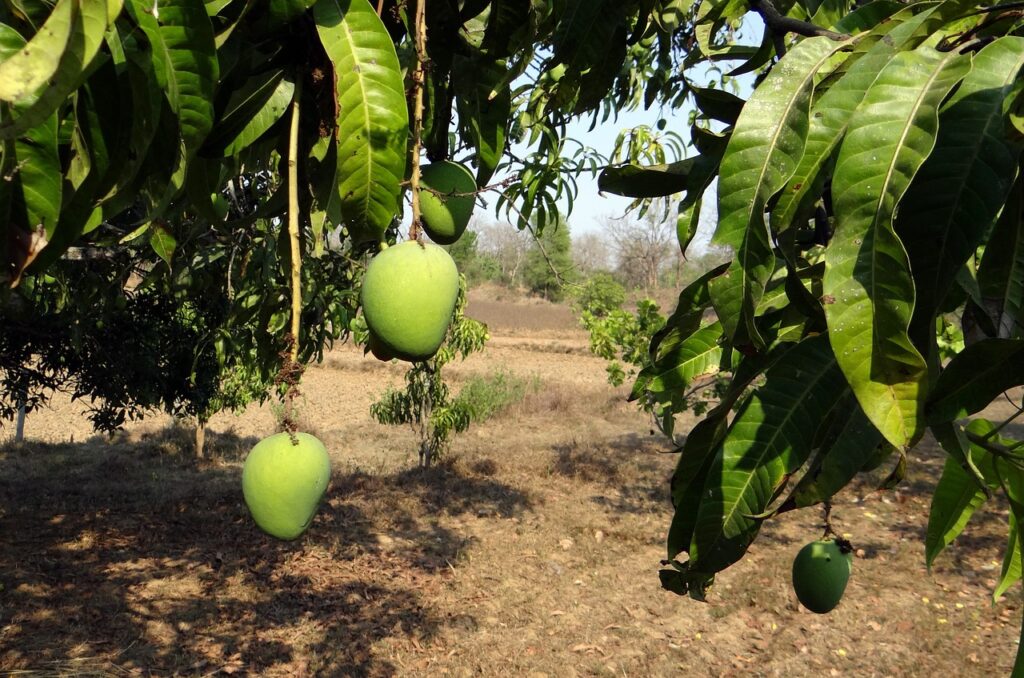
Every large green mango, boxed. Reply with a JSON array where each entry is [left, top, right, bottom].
[[360, 241, 460, 361], [242, 432, 331, 540]]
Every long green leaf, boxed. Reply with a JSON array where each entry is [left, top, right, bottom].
[[129, 0, 218, 157], [315, 0, 408, 242], [899, 37, 1024, 337], [598, 159, 694, 198], [978, 177, 1024, 338], [98, 24, 164, 210], [688, 334, 849, 575], [782, 395, 886, 510], [455, 57, 510, 185], [637, 322, 724, 398], [771, 8, 938, 237], [0, 26, 61, 238], [823, 46, 970, 449], [925, 448, 995, 569], [708, 36, 851, 349], [927, 339, 1024, 424], [0, 0, 118, 140], [0, 0, 75, 102], [995, 513, 1022, 601], [666, 342, 795, 561]]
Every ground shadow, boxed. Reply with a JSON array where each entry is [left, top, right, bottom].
[[0, 430, 531, 674], [550, 433, 674, 516]]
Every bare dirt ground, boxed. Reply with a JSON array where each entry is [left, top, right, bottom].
[[1, 291, 1021, 677]]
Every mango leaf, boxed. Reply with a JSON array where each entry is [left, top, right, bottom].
[[927, 339, 1024, 424], [129, 0, 218, 158], [781, 395, 885, 510], [454, 56, 510, 185], [978, 178, 1024, 339], [899, 37, 1024, 338], [666, 342, 795, 562], [0, 0, 75, 103], [687, 334, 850, 576], [640, 262, 729, 371], [97, 24, 164, 210], [995, 513, 1022, 601], [268, 0, 318, 23], [823, 46, 970, 450], [550, 0, 620, 76], [925, 446, 996, 569], [150, 222, 177, 265], [677, 196, 702, 256], [598, 159, 694, 198], [708, 36, 851, 350], [691, 86, 744, 125], [482, 0, 530, 57], [771, 8, 937, 238], [636, 322, 724, 398], [0, 26, 61, 239], [208, 71, 295, 157], [315, 0, 408, 241], [0, 0, 120, 140]]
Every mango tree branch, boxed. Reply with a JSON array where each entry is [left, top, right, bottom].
[[749, 0, 847, 42], [408, 0, 428, 242]]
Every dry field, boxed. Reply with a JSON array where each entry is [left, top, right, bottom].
[[1, 290, 1021, 676]]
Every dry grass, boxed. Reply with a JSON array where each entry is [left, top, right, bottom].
[[1, 298, 1021, 676]]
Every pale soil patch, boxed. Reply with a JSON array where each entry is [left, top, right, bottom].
[[1, 298, 1020, 676]]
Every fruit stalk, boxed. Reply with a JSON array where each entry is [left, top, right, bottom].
[[287, 78, 303, 364], [408, 0, 428, 242]]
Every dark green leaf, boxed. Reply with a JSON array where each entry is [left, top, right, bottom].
[[688, 334, 849, 575], [927, 339, 1024, 424], [900, 37, 1024, 339], [598, 159, 694, 198]]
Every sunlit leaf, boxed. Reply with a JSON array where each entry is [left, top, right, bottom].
[[709, 36, 852, 349], [315, 0, 409, 242], [823, 46, 970, 449]]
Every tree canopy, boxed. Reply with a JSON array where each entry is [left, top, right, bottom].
[[2, 0, 1024, 667]]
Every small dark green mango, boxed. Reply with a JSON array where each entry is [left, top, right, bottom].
[[419, 161, 476, 245], [360, 241, 460, 361], [242, 432, 331, 540], [792, 539, 853, 613]]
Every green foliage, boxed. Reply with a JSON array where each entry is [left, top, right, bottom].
[[571, 272, 626, 317], [453, 369, 533, 423], [523, 217, 575, 301], [369, 276, 490, 466]]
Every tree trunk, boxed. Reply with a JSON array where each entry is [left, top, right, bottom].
[[195, 421, 206, 459], [15, 402, 25, 443]]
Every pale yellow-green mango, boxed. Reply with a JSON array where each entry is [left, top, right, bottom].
[[360, 241, 459, 361], [242, 432, 331, 540]]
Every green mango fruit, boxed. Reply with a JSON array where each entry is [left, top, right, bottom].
[[361, 240, 460, 361], [242, 432, 331, 540], [792, 539, 853, 613], [418, 161, 477, 245]]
